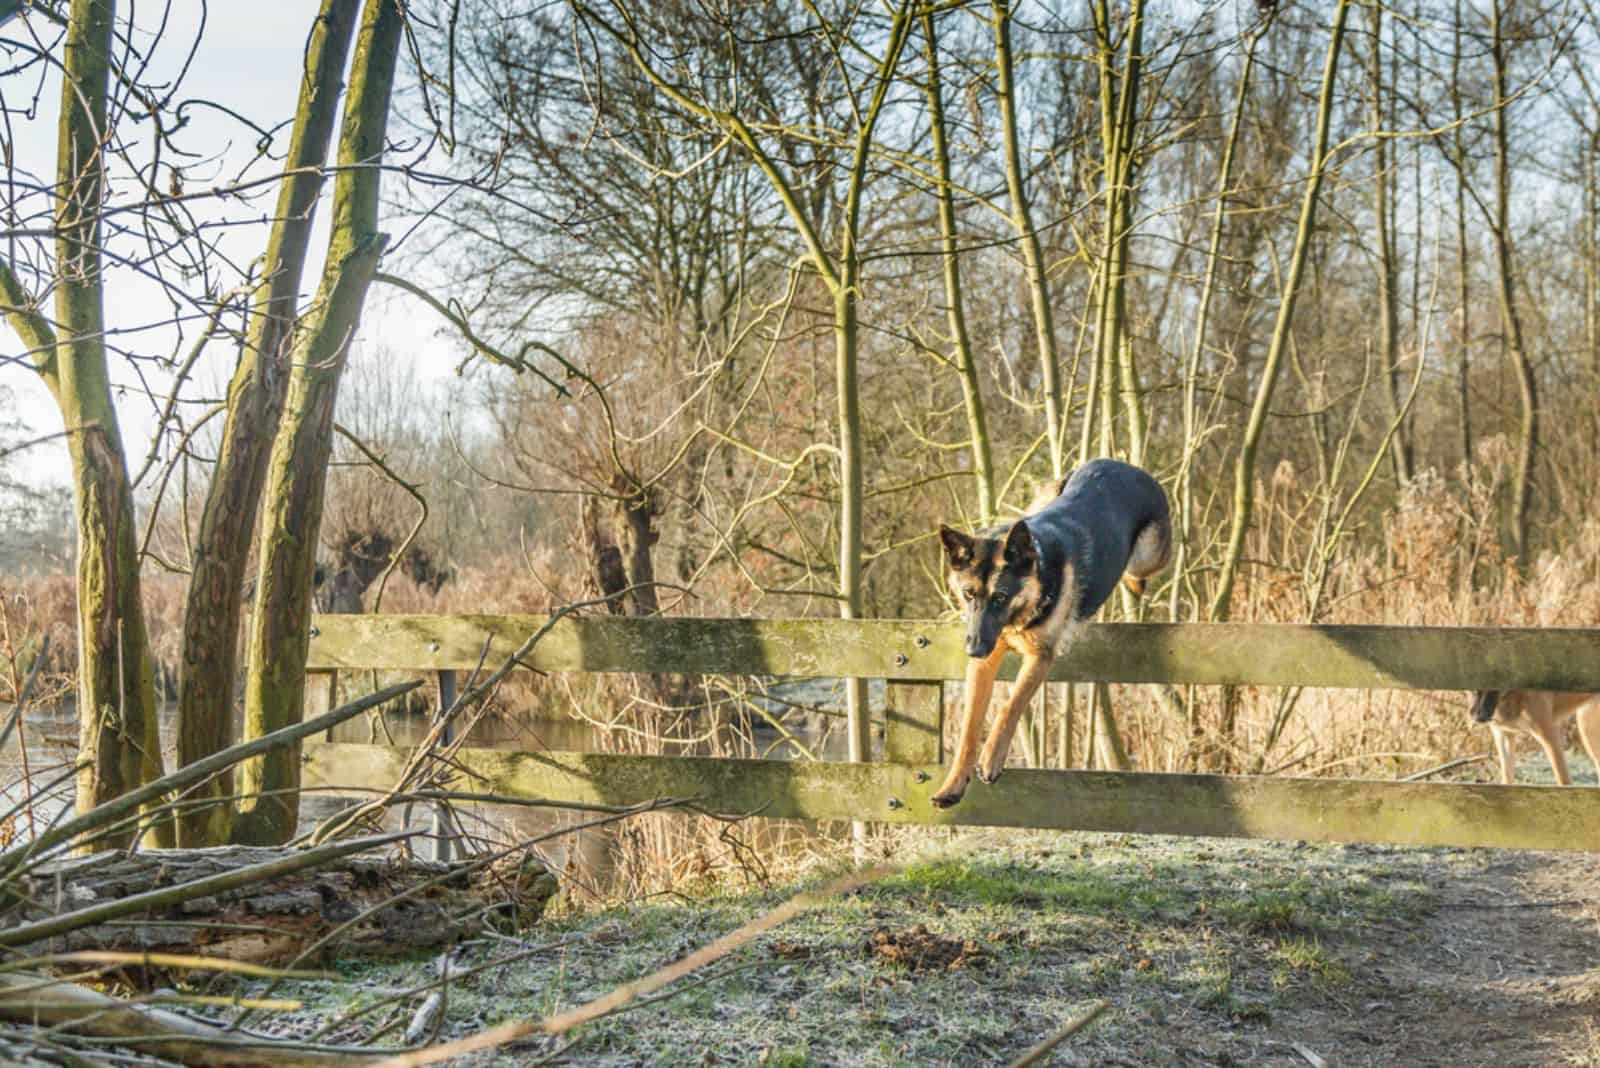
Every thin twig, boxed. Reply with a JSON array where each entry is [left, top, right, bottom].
[[1002, 1000, 1110, 1068], [1401, 754, 1491, 782]]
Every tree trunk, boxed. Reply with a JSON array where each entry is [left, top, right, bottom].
[[1369, 0, 1412, 486], [1452, 0, 1473, 481], [924, 8, 995, 523], [1093, 0, 1147, 465], [994, 0, 1066, 478], [1210, 0, 1352, 622], [618, 487, 660, 616], [235, 0, 403, 846], [45, 0, 169, 847], [583, 493, 629, 613], [1172, 16, 1263, 622], [834, 6, 912, 766], [174, 0, 363, 848], [834, 279, 871, 763], [1489, 0, 1538, 559]]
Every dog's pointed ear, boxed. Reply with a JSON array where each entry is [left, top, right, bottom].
[[1003, 521, 1036, 566], [938, 524, 974, 567]]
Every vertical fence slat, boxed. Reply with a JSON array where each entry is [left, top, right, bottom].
[[307, 671, 338, 741], [885, 681, 943, 765]]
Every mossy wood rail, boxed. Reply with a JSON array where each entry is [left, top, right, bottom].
[[303, 616, 1600, 852]]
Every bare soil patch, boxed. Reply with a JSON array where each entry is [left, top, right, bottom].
[[864, 923, 988, 973]]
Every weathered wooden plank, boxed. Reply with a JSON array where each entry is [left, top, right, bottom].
[[305, 615, 1600, 691], [303, 742, 1600, 852], [885, 682, 943, 765]]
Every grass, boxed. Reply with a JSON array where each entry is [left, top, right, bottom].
[[233, 828, 1454, 1066]]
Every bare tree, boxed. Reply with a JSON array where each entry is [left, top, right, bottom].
[[234, 0, 406, 845], [174, 0, 362, 847]]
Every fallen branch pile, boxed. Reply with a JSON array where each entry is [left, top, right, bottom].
[[2, 837, 555, 966]]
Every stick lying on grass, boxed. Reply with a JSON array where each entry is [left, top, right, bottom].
[[0, 971, 366, 1068], [1002, 1000, 1110, 1068]]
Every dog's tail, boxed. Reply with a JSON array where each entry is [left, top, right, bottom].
[[1119, 513, 1173, 598]]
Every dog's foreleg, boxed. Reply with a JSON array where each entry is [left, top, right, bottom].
[[976, 651, 1053, 785], [931, 645, 1005, 809], [1529, 718, 1572, 786], [1491, 725, 1517, 785]]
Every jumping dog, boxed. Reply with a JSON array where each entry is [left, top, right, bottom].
[[931, 458, 1171, 808], [1469, 690, 1600, 786]]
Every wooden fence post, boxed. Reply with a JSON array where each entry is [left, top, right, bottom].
[[885, 681, 943, 765], [432, 669, 459, 863]]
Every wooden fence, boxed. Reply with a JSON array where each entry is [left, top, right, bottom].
[[302, 616, 1600, 852]]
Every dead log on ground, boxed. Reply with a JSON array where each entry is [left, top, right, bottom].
[[4, 843, 556, 967]]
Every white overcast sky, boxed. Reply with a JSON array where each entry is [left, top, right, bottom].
[[2, 2, 464, 491]]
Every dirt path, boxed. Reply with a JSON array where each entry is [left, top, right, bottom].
[[1296, 849, 1600, 1068], [1147, 844, 1600, 1068]]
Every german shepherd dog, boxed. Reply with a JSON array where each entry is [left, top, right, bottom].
[[1470, 690, 1600, 785], [931, 459, 1171, 808]]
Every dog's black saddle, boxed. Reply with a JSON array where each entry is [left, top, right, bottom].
[[1027, 458, 1170, 621]]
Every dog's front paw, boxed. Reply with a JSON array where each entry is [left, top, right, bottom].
[[929, 780, 967, 809], [976, 747, 1006, 785]]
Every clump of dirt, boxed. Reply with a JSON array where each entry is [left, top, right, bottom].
[[767, 939, 813, 960], [864, 924, 985, 972]]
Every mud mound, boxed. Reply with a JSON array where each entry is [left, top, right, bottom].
[[864, 924, 985, 972]]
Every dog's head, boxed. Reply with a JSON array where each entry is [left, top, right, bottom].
[[1469, 690, 1501, 724], [938, 521, 1042, 659]]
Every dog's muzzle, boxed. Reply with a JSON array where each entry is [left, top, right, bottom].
[[965, 606, 1004, 659], [1470, 690, 1500, 723]]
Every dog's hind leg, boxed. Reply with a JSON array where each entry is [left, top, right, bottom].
[[1574, 698, 1600, 783], [1490, 724, 1517, 784], [1120, 515, 1172, 597], [976, 651, 1053, 785], [931, 644, 1006, 809], [1530, 720, 1572, 785]]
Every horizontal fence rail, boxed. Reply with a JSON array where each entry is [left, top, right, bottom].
[[307, 615, 1600, 691], [304, 744, 1600, 853], [303, 615, 1600, 853]]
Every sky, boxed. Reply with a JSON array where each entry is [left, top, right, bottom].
[[1, 1, 465, 492]]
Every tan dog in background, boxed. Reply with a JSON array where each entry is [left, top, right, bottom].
[[1469, 690, 1600, 785]]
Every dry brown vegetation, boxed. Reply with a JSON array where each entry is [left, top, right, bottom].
[[10, 438, 1600, 795]]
